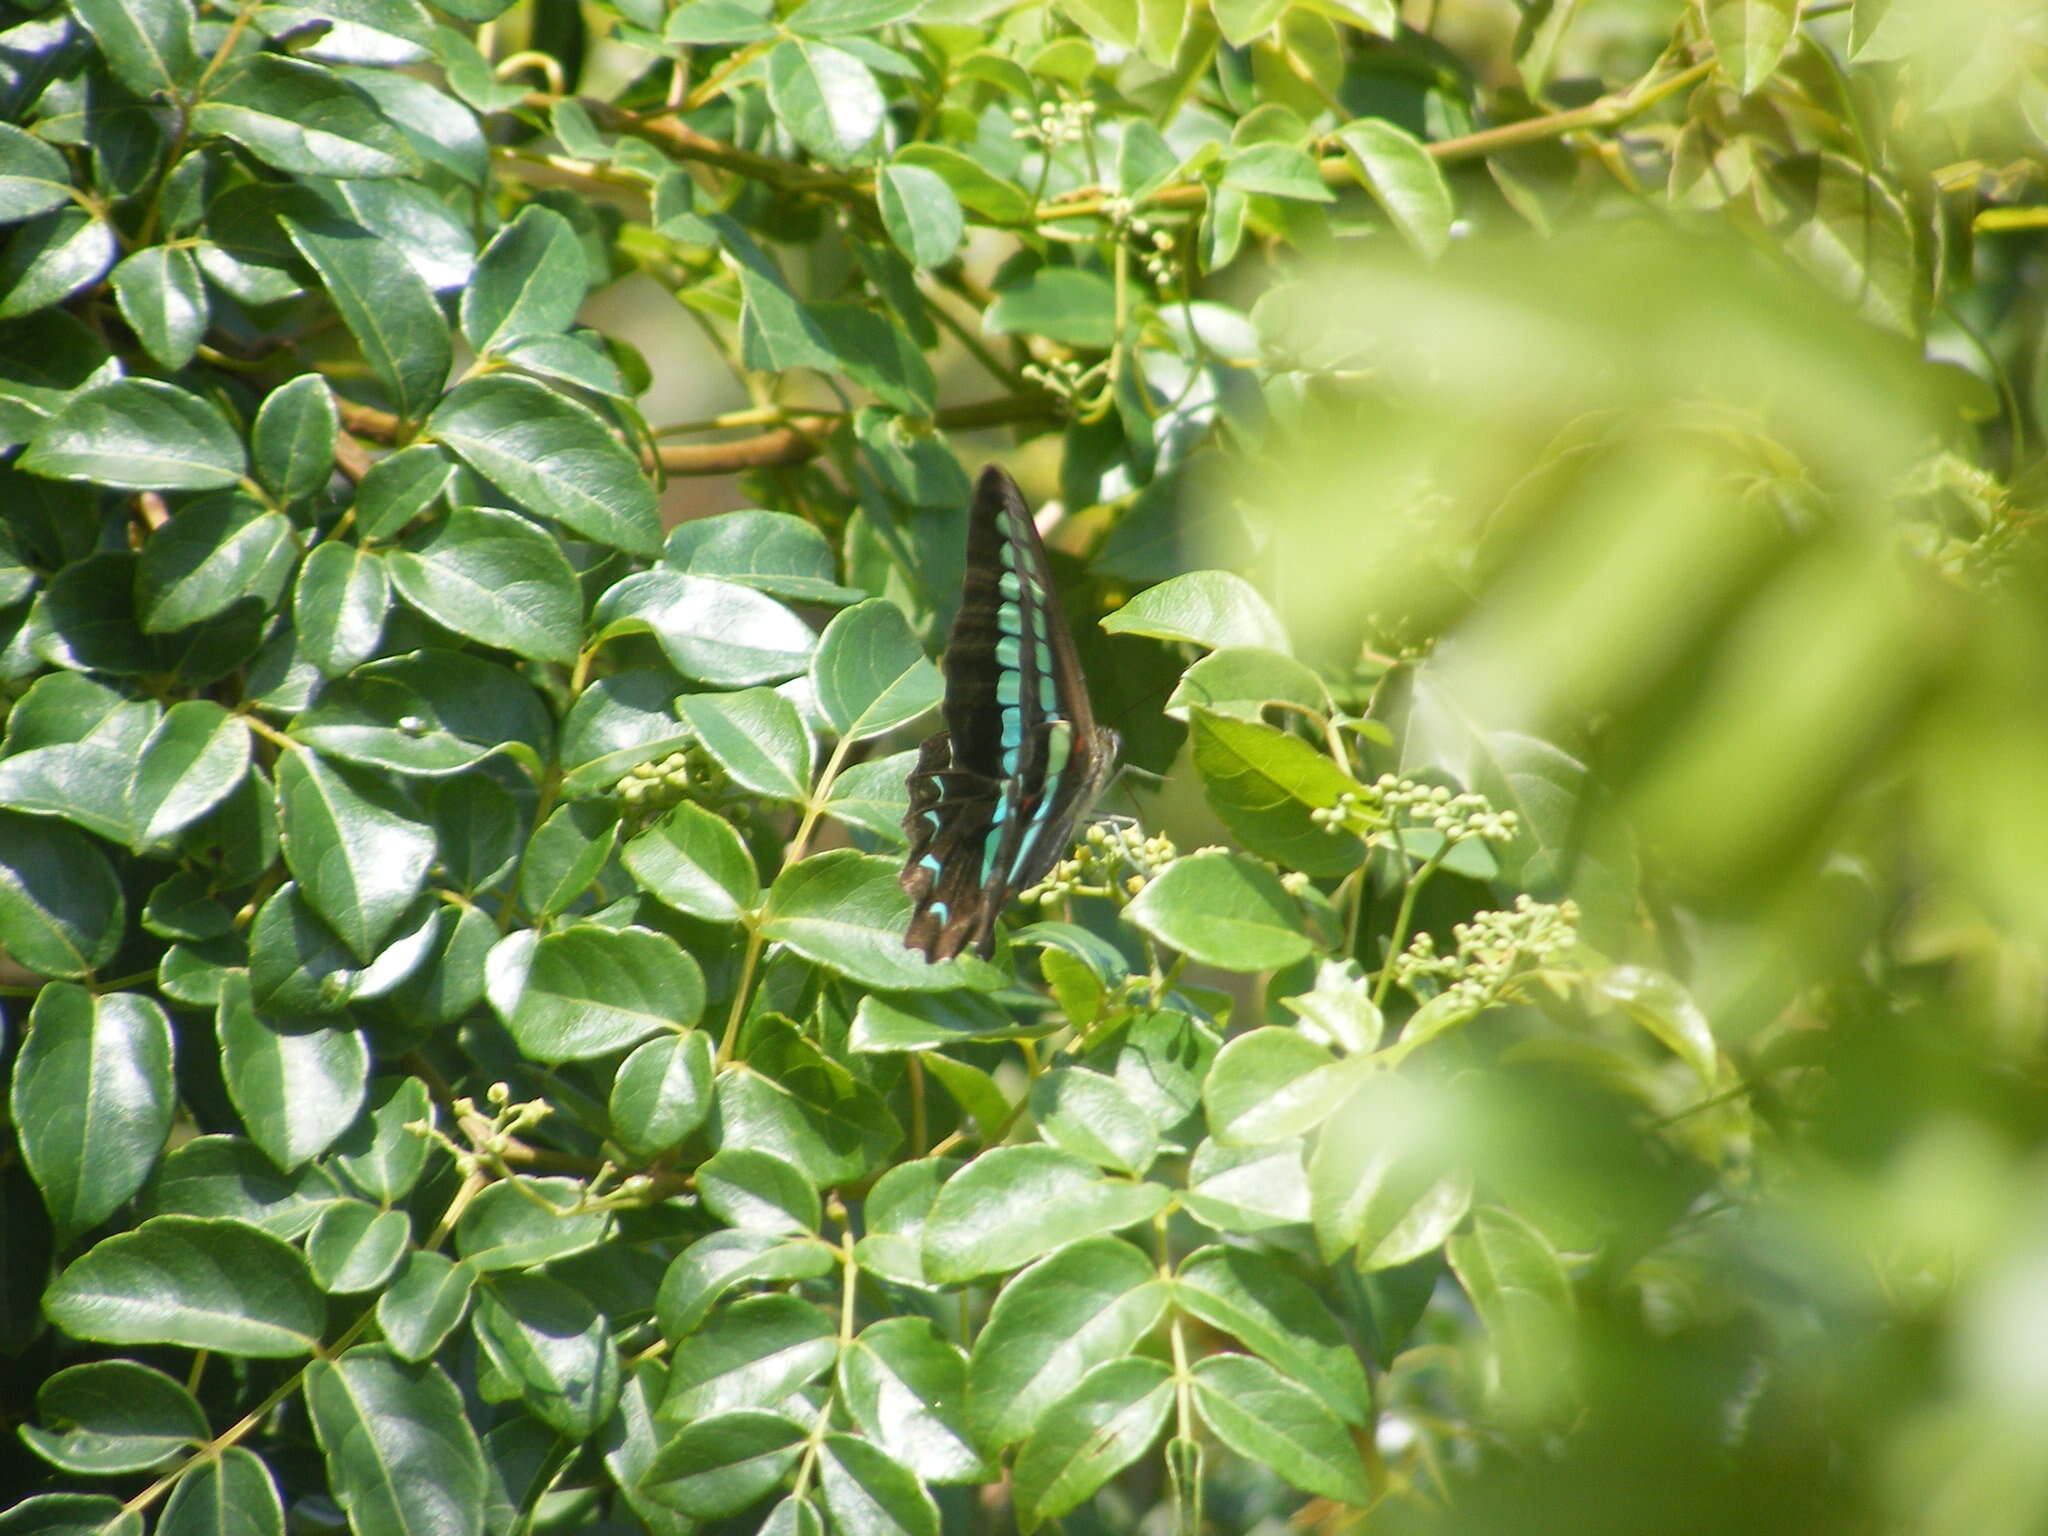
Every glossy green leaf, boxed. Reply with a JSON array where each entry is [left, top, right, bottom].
[[838, 1317, 990, 1483], [137, 493, 297, 634], [473, 1271, 621, 1437], [658, 1294, 837, 1421], [1335, 117, 1454, 259], [332, 1074, 432, 1202], [1202, 1027, 1350, 1145], [1445, 1202, 1575, 1417], [1029, 1066, 1159, 1176], [1186, 1353, 1371, 1505], [110, 245, 208, 369], [429, 375, 659, 555], [1595, 964, 1718, 1084], [892, 143, 1030, 223], [1279, 958, 1383, 1054], [352, 442, 454, 540], [923, 1144, 1169, 1284], [609, 1029, 715, 1157], [304, 1349, 487, 1536], [656, 1232, 838, 1340], [194, 55, 415, 177], [45, 1214, 325, 1356], [377, 1251, 476, 1362], [1101, 570, 1287, 651], [1123, 851, 1314, 971], [515, 798, 619, 918], [69, 0, 197, 94], [1012, 1357, 1174, 1527], [698, 1146, 821, 1234], [676, 688, 814, 801], [140, 1134, 345, 1238], [1308, 1073, 1471, 1268], [20, 378, 244, 490], [486, 924, 705, 1062], [823, 750, 914, 843], [157, 1446, 284, 1536], [1173, 1246, 1371, 1424], [0, 811, 124, 978], [1165, 646, 1328, 723], [11, 984, 174, 1242], [21, 1360, 208, 1475], [306, 1200, 410, 1293], [277, 749, 434, 960], [0, 124, 73, 222], [812, 599, 940, 741], [766, 39, 884, 164], [624, 801, 761, 923], [1706, 0, 1797, 94], [386, 505, 581, 663], [760, 851, 997, 992], [216, 972, 370, 1170], [1222, 142, 1334, 202], [461, 203, 588, 353], [283, 215, 450, 425], [663, 0, 775, 44], [455, 1175, 611, 1270], [641, 1410, 807, 1518], [985, 267, 1117, 349], [817, 1434, 940, 1536], [1182, 1138, 1311, 1232], [251, 373, 339, 503], [665, 509, 862, 605], [290, 649, 551, 778], [293, 541, 392, 677], [712, 1019, 904, 1187], [1190, 708, 1364, 876], [878, 163, 963, 268]]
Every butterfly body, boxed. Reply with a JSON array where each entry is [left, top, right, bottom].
[[901, 466, 1118, 961]]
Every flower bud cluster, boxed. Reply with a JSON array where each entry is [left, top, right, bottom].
[[617, 749, 692, 812], [1313, 777, 1520, 847], [1021, 355, 1109, 405], [1025, 819, 1181, 903], [1011, 97, 1097, 148], [1391, 894, 1580, 1012]]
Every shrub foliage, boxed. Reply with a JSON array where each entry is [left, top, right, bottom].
[[2, 0, 2047, 1531]]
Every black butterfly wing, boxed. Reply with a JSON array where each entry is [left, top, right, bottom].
[[901, 466, 1118, 961]]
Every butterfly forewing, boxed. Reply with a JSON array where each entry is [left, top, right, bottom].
[[901, 466, 1119, 961]]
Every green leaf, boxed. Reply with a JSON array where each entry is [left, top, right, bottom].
[[68, 0, 197, 93], [110, 246, 208, 370], [879, 163, 963, 268], [1280, 958, 1383, 1054], [140, 1134, 346, 1238], [823, 750, 914, 843], [130, 700, 251, 847], [1182, 1138, 1311, 1232], [193, 55, 415, 177], [642, 1410, 806, 1519], [712, 1018, 904, 1186], [1222, 142, 1334, 201], [786, 0, 922, 31], [985, 267, 1117, 349], [0, 124, 73, 222], [1594, 964, 1718, 1084], [428, 374, 659, 555], [333, 1075, 432, 1202], [1187, 1354, 1372, 1505], [1202, 1026, 1350, 1144], [1012, 1358, 1173, 1527], [1173, 1246, 1371, 1424], [663, 0, 775, 44], [1059, 0, 1138, 46], [0, 811, 123, 979], [136, 491, 297, 633], [811, 599, 940, 741], [1335, 118, 1454, 259], [294, 542, 391, 677], [290, 649, 551, 778], [657, 1294, 837, 1421], [1761, 152, 1919, 337], [283, 216, 450, 424], [656, 1232, 838, 1339], [0, 1494, 142, 1536], [1308, 1073, 1471, 1268], [21, 379, 244, 490], [676, 687, 813, 801], [609, 1030, 716, 1157], [516, 799, 619, 918], [1166, 647, 1327, 722], [666, 509, 862, 605], [461, 203, 588, 353], [377, 1251, 476, 1362], [1101, 571, 1287, 651], [277, 750, 435, 961], [386, 505, 580, 663], [850, 990, 1052, 1053], [455, 1175, 611, 1271], [352, 442, 454, 540], [487, 924, 705, 1062], [1445, 1203, 1575, 1417], [1209, 0, 1282, 41], [473, 1271, 621, 1437], [11, 985, 173, 1243], [1706, 0, 1798, 94], [216, 972, 370, 1170], [760, 851, 998, 992], [817, 1434, 940, 1536], [306, 1201, 410, 1292], [892, 144, 1030, 224], [699, 1146, 821, 1234], [157, 1446, 284, 1536], [1190, 709, 1364, 876], [765, 39, 884, 164], [923, 1145, 1170, 1284], [21, 1360, 209, 1475], [304, 1349, 487, 1536], [1029, 1067, 1160, 1176], [624, 801, 761, 924], [45, 1214, 326, 1356], [1123, 851, 1314, 971], [837, 1317, 988, 1482], [252, 373, 340, 504]]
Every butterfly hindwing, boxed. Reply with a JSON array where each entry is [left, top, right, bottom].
[[900, 466, 1119, 961]]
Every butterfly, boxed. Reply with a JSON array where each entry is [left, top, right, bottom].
[[900, 465, 1120, 961]]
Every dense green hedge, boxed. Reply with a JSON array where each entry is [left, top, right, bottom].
[[3, 0, 2047, 1531]]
